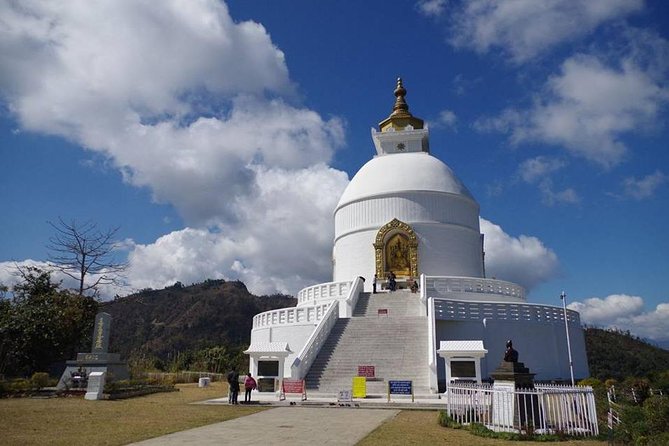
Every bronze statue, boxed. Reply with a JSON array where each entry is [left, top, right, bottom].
[[503, 340, 519, 363]]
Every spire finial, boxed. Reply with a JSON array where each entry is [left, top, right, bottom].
[[378, 77, 424, 131], [392, 77, 409, 115]]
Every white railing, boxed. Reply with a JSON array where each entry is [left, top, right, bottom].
[[252, 303, 331, 329], [297, 280, 352, 306], [427, 296, 438, 392], [426, 276, 526, 300], [290, 301, 340, 380], [341, 276, 365, 318], [434, 298, 581, 324], [445, 383, 598, 436]]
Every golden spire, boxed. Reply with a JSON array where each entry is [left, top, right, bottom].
[[379, 77, 424, 132]]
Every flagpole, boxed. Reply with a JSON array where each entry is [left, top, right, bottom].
[[561, 291, 575, 386]]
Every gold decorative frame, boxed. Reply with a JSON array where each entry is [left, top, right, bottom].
[[373, 218, 418, 278]]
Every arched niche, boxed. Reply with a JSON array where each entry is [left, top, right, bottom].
[[373, 218, 418, 278]]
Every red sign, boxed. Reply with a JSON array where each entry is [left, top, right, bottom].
[[378, 309, 388, 316], [280, 379, 307, 401], [358, 365, 375, 378], [282, 379, 304, 393]]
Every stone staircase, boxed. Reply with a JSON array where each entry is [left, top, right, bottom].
[[304, 290, 429, 394]]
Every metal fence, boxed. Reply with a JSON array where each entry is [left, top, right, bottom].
[[445, 382, 599, 436]]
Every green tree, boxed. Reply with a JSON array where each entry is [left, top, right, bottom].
[[0, 267, 98, 377]]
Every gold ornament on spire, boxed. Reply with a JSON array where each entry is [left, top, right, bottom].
[[379, 77, 424, 132]]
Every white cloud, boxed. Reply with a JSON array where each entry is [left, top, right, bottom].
[[569, 294, 644, 324], [518, 156, 566, 183], [417, 0, 447, 17], [110, 164, 349, 296], [477, 52, 669, 167], [0, 259, 126, 297], [569, 294, 669, 342], [538, 179, 580, 206], [425, 0, 643, 62], [480, 218, 559, 290], [0, 1, 348, 297], [434, 109, 457, 131], [622, 170, 667, 200]]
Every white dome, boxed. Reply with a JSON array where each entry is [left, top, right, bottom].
[[337, 152, 475, 210]]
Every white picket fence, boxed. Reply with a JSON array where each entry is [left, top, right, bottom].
[[445, 383, 599, 436]]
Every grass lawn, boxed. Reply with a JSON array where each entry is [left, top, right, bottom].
[[358, 410, 608, 446], [0, 382, 265, 446], [2, 386, 609, 446]]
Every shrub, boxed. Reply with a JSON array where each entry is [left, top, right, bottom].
[[643, 396, 669, 436], [437, 411, 462, 429], [9, 378, 32, 392], [31, 372, 50, 389]]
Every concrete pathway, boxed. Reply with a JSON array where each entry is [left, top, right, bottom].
[[129, 406, 399, 446]]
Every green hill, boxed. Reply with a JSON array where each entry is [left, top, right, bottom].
[[102, 279, 295, 372], [584, 327, 669, 381]]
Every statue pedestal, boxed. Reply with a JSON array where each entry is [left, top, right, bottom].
[[491, 361, 543, 432], [57, 353, 129, 390], [491, 361, 535, 389]]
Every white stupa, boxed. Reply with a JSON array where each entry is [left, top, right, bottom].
[[246, 79, 588, 394]]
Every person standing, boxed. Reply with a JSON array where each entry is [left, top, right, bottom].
[[227, 369, 240, 404], [244, 373, 257, 403], [372, 274, 377, 294]]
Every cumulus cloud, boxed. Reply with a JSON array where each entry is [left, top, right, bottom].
[[125, 165, 349, 296], [0, 259, 127, 297], [417, 0, 447, 17], [433, 109, 457, 131], [569, 294, 669, 342], [421, 0, 644, 62], [538, 179, 580, 206], [622, 170, 667, 200], [477, 51, 669, 167], [518, 156, 566, 183], [0, 1, 347, 297], [480, 218, 559, 290]]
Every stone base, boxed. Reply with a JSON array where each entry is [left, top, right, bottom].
[[491, 361, 535, 389], [57, 354, 129, 390], [491, 361, 544, 431]]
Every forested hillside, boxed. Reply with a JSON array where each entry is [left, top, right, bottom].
[[584, 327, 669, 381], [102, 279, 295, 372]]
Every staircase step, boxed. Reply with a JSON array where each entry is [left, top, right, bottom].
[[304, 291, 430, 393]]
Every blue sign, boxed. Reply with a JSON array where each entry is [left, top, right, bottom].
[[388, 380, 412, 395]]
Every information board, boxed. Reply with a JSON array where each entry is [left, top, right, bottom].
[[357, 365, 375, 378], [352, 376, 367, 398], [387, 380, 414, 402], [279, 379, 307, 401], [337, 389, 352, 402]]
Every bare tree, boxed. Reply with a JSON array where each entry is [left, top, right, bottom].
[[47, 218, 126, 296]]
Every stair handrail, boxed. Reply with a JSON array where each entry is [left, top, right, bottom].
[[290, 300, 340, 380], [341, 276, 365, 318]]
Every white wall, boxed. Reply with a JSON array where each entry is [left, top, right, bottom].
[[333, 191, 484, 291], [250, 323, 318, 378], [435, 318, 589, 385]]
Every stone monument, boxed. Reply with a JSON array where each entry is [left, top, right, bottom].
[[84, 371, 106, 400], [57, 312, 129, 390], [491, 340, 543, 431]]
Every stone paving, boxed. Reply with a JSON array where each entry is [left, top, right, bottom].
[[129, 406, 399, 446]]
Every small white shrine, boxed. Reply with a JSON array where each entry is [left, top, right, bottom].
[[246, 79, 589, 393]]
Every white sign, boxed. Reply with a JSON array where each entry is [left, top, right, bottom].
[[337, 389, 352, 402]]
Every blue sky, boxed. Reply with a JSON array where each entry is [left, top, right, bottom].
[[1, 0, 668, 343]]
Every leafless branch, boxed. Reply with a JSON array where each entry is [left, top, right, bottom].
[[46, 218, 127, 296]]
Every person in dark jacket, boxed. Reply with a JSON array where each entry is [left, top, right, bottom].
[[227, 369, 240, 404]]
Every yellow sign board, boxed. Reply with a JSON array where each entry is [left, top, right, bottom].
[[352, 376, 366, 398]]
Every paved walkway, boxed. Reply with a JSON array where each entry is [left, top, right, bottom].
[[129, 406, 399, 446]]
